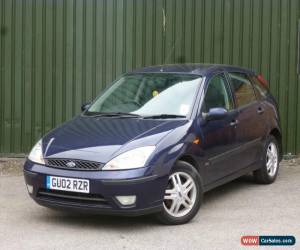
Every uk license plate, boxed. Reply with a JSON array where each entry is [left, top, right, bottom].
[[46, 176, 90, 193]]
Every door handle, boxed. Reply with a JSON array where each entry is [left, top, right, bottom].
[[230, 119, 239, 126], [257, 107, 265, 114]]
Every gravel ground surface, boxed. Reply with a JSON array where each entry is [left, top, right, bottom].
[[0, 158, 25, 176], [0, 157, 299, 250]]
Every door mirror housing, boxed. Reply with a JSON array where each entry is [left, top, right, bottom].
[[81, 102, 91, 112], [204, 107, 228, 121]]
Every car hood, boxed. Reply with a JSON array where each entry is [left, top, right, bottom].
[[42, 115, 188, 163]]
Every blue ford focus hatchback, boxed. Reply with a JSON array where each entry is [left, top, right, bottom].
[[24, 64, 282, 224]]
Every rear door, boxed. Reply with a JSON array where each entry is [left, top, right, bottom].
[[227, 72, 267, 169], [200, 73, 239, 184]]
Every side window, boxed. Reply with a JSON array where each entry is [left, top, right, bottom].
[[203, 74, 233, 113], [228, 72, 256, 108], [250, 76, 268, 99]]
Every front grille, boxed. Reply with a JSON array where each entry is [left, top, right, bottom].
[[45, 158, 103, 171], [37, 188, 110, 207]]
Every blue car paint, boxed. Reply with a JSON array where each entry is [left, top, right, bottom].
[[42, 116, 189, 162], [24, 64, 281, 215]]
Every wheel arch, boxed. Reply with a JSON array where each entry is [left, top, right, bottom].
[[177, 155, 199, 171], [175, 154, 204, 187]]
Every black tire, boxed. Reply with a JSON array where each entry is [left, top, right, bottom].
[[156, 161, 203, 225], [253, 135, 280, 184]]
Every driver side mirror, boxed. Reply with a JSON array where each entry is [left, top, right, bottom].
[[81, 102, 91, 112], [203, 107, 228, 121]]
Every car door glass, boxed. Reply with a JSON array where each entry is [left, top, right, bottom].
[[229, 73, 256, 108], [203, 74, 233, 113]]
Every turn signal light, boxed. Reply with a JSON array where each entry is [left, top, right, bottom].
[[193, 137, 201, 145]]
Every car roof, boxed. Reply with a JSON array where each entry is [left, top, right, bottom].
[[130, 64, 256, 76]]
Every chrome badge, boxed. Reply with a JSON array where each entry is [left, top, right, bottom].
[[66, 161, 76, 168]]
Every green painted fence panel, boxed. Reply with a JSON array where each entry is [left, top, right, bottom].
[[0, 0, 300, 155]]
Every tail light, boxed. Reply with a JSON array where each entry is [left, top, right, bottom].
[[256, 74, 269, 88]]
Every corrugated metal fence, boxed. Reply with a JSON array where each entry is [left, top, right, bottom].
[[0, 0, 300, 155]]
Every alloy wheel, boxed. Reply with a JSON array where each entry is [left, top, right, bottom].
[[163, 172, 197, 218], [266, 142, 278, 177]]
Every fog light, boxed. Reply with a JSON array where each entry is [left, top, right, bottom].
[[115, 195, 136, 206], [26, 184, 33, 194]]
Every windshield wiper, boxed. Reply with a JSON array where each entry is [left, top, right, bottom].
[[85, 112, 142, 118], [143, 114, 186, 119], [85, 112, 185, 119]]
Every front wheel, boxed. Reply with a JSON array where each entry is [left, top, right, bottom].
[[254, 136, 280, 184], [156, 161, 203, 225]]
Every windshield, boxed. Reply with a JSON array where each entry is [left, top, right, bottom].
[[87, 73, 202, 117]]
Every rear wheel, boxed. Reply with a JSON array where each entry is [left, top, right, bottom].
[[156, 161, 203, 225], [254, 136, 279, 184]]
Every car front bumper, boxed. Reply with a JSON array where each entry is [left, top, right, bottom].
[[23, 160, 167, 216]]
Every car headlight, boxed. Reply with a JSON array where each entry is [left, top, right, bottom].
[[28, 139, 45, 165], [102, 146, 156, 170]]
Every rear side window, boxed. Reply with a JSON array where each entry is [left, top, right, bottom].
[[251, 76, 268, 99], [228, 72, 256, 108]]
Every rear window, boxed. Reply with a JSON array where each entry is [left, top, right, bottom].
[[228, 72, 256, 108], [251, 76, 268, 99]]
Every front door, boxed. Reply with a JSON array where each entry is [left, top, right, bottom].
[[199, 73, 239, 184]]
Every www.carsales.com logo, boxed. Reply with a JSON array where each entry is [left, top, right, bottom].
[[241, 236, 259, 246], [241, 236, 296, 246]]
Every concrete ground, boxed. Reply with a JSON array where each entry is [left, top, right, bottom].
[[0, 158, 299, 250]]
